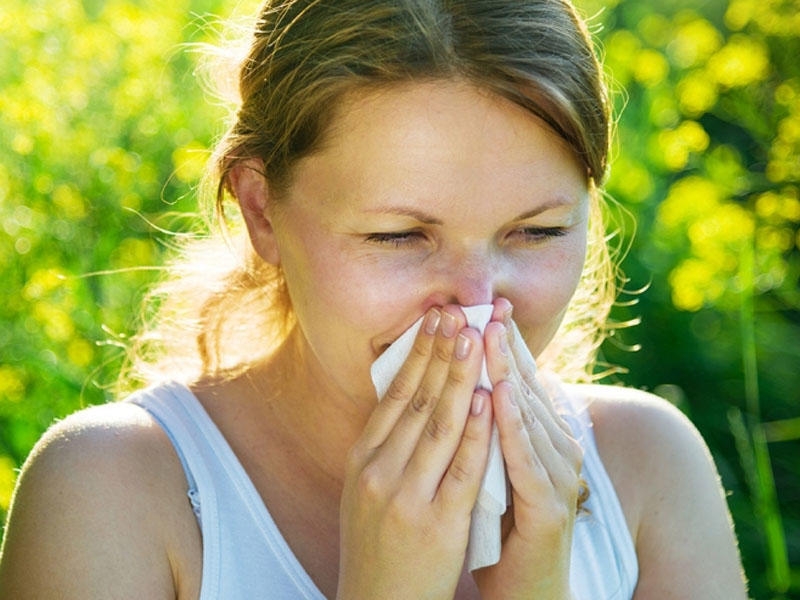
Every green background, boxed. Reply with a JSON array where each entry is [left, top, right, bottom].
[[1, 0, 798, 597]]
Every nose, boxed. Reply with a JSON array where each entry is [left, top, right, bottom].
[[427, 249, 502, 308]]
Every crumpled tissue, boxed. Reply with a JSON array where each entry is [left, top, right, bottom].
[[370, 304, 507, 571]]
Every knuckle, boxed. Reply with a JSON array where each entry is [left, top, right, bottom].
[[409, 337, 431, 360], [384, 373, 413, 404], [519, 404, 537, 431], [521, 446, 539, 472], [410, 387, 438, 414], [446, 363, 469, 386], [423, 413, 453, 443], [516, 410, 533, 435], [432, 341, 453, 363], [447, 457, 472, 485], [520, 364, 537, 384], [566, 437, 584, 471], [460, 417, 483, 444], [518, 386, 535, 411], [356, 463, 386, 500], [498, 361, 513, 381]]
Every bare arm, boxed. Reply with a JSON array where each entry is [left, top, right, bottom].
[[0, 403, 200, 599], [588, 386, 748, 599]]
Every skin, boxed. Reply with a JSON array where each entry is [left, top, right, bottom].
[[245, 81, 589, 408], [0, 80, 747, 599]]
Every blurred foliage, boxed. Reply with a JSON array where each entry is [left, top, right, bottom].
[[0, 0, 237, 448], [580, 0, 800, 596], [0, 0, 798, 597]]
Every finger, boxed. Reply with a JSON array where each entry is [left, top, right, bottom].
[[494, 385, 582, 543], [483, 320, 559, 441], [436, 388, 493, 512], [504, 320, 574, 437], [483, 321, 512, 389], [492, 383, 578, 525], [517, 384, 583, 475], [484, 319, 579, 472], [370, 307, 468, 476], [492, 380, 545, 503], [495, 378, 584, 505], [490, 297, 513, 325], [405, 326, 485, 496], [352, 308, 441, 465]]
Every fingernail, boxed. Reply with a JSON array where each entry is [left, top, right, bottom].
[[441, 311, 458, 338], [503, 307, 513, 326], [498, 325, 508, 355], [471, 392, 485, 416], [423, 309, 441, 335], [504, 382, 518, 407], [455, 332, 472, 360]]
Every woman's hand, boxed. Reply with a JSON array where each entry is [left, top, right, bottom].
[[337, 306, 494, 600], [473, 300, 584, 600]]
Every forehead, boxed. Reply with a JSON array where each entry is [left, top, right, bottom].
[[287, 79, 587, 212], [328, 80, 579, 160]]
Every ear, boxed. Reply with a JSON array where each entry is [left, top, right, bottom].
[[229, 159, 281, 265]]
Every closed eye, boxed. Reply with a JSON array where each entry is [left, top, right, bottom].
[[511, 226, 568, 243], [364, 230, 425, 247]]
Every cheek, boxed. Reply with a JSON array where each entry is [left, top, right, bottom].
[[302, 254, 439, 398], [304, 255, 417, 322], [280, 237, 419, 356], [506, 241, 587, 355]]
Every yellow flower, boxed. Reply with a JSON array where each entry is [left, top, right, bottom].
[[633, 49, 669, 88], [658, 122, 710, 171], [756, 189, 800, 223], [0, 366, 25, 404], [669, 15, 723, 69], [669, 259, 724, 311], [172, 142, 211, 184], [677, 70, 719, 116], [659, 176, 722, 228], [708, 35, 770, 88], [67, 338, 95, 368], [0, 456, 18, 512], [53, 184, 87, 220]]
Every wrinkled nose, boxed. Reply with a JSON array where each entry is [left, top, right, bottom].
[[429, 250, 502, 308]]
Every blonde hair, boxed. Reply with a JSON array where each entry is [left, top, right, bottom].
[[120, 0, 619, 393]]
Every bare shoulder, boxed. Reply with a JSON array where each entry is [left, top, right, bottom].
[[17, 401, 174, 473], [576, 384, 709, 479], [576, 382, 697, 439], [567, 383, 748, 598], [0, 401, 201, 599], [9, 401, 181, 511], [564, 385, 702, 533]]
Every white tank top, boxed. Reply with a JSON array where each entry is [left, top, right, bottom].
[[129, 380, 638, 599]]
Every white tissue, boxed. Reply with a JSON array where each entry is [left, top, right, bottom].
[[370, 304, 508, 571]]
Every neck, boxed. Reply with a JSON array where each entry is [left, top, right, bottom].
[[247, 327, 374, 483]]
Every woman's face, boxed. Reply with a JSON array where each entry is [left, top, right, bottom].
[[265, 80, 589, 401]]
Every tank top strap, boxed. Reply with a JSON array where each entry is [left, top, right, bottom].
[[125, 380, 326, 600], [126, 381, 223, 597]]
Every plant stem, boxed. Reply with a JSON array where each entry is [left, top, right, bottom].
[[739, 234, 789, 593]]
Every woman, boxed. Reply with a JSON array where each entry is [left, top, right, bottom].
[[0, 0, 747, 598]]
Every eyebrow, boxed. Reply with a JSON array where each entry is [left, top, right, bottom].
[[364, 206, 444, 225], [366, 195, 578, 224], [511, 196, 579, 221]]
